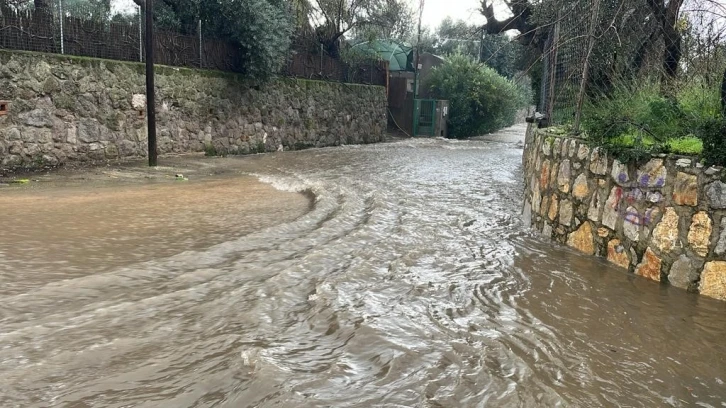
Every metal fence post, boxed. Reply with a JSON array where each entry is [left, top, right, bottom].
[[573, 0, 601, 133], [58, 0, 64, 54], [138, 5, 143, 62], [545, 15, 560, 127]]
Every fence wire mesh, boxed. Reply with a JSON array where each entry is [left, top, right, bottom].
[[0, 1, 388, 86], [538, 0, 725, 135]]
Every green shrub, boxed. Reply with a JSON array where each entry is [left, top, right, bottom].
[[699, 117, 726, 166], [427, 54, 528, 138], [666, 137, 704, 155], [583, 79, 723, 162], [155, 0, 292, 81]]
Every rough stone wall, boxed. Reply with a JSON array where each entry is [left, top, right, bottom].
[[0, 51, 387, 172], [523, 125, 726, 301]]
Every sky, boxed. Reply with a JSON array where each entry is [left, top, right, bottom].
[[419, 0, 487, 30], [110, 0, 503, 32]]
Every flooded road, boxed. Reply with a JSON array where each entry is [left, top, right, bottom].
[[1, 125, 725, 407]]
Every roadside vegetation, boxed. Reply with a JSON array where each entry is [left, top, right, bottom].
[[582, 80, 721, 160], [427, 54, 531, 138]]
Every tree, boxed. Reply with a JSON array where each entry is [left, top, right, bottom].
[[304, 0, 413, 57], [62, 0, 112, 21], [34, 0, 51, 12], [415, 18, 524, 79], [646, 0, 684, 80], [351, 0, 414, 42], [479, 0, 686, 83], [434, 17, 480, 57]]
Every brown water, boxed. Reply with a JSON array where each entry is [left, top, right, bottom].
[[1, 126, 725, 407]]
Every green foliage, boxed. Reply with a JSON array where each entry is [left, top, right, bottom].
[[699, 117, 726, 166], [479, 34, 524, 79], [666, 137, 704, 155], [348, 0, 414, 42], [204, 0, 291, 80], [410, 18, 525, 79], [427, 54, 529, 138], [152, 0, 292, 81], [203, 142, 218, 157], [582, 79, 723, 162]]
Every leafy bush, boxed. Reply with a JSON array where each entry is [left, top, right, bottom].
[[210, 0, 292, 80], [153, 0, 292, 81], [699, 117, 726, 165], [427, 54, 529, 138], [582, 80, 722, 162]]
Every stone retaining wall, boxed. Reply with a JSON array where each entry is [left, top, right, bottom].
[[0, 51, 387, 172], [523, 125, 726, 301]]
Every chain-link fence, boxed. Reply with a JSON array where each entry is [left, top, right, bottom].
[[538, 0, 725, 136], [0, 1, 388, 85]]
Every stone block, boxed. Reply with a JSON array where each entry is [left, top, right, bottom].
[[540, 160, 550, 188], [588, 188, 603, 222], [1, 127, 21, 141], [643, 207, 661, 232], [646, 191, 663, 203], [602, 187, 621, 230], [706, 181, 726, 209], [559, 199, 573, 227], [577, 144, 590, 161], [567, 222, 595, 255], [607, 239, 630, 269], [531, 181, 541, 214], [704, 167, 720, 176], [673, 172, 698, 206], [636, 159, 667, 188], [557, 160, 571, 193], [549, 164, 558, 189], [573, 174, 589, 200], [611, 159, 630, 186], [700, 262, 726, 300], [522, 201, 532, 227], [714, 218, 726, 257], [568, 139, 577, 157], [548, 195, 559, 221], [635, 248, 662, 282], [623, 206, 640, 242], [542, 222, 553, 239], [589, 147, 607, 175], [687, 212, 712, 257], [652, 207, 679, 253], [540, 195, 550, 217], [19, 109, 54, 128], [105, 144, 119, 159], [668, 255, 701, 290]]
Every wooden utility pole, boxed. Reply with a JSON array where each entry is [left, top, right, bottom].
[[145, 0, 157, 166]]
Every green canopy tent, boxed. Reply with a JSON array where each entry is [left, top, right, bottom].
[[349, 40, 414, 71]]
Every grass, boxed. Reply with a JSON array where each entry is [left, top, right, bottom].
[[666, 137, 703, 155], [604, 133, 703, 156], [578, 78, 720, 162], [607, 132, 656, 148]]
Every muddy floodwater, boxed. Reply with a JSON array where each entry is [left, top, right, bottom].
[[1, 125, 725, 407]]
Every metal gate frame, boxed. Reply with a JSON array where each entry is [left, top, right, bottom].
[[413, 99, 437, 137]]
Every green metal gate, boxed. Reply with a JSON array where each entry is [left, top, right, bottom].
[[413, 99, 436, 137]]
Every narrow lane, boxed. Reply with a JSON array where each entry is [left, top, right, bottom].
[[1, 125, 724, 407]]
